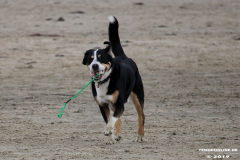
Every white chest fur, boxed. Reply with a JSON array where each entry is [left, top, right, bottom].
[[95, 80, 113, 104]]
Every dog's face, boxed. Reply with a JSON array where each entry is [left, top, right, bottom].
[[82, 43, 112, 81]]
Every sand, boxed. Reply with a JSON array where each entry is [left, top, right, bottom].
[[0, 0, 239, 159]]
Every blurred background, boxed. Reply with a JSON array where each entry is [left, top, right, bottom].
[[0, 0, 239, 159]]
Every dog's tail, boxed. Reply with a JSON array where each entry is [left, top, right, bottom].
[[108, 16, 126, 57]]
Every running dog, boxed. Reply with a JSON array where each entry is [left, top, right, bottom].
[[82, 16, 145, 144]]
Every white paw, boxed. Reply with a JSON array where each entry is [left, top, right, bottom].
[[115, 135, 122, 141], [106, 139, 116, 145], [103, 130, 112, 136], [135, 135, 143, 142], [103, 124, 113, 136]]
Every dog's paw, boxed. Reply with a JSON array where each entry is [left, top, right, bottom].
[[115, 135, 122, 141], [135, 135, 143, 142], [103, 125, 113, 136], [106, 139, 116, 145], [103, 130, 112, 136]]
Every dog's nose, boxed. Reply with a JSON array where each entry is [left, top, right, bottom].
[[92, 64, 99, 71]]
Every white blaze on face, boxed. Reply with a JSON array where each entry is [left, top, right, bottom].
[[89, 49, 98, 71], [93, 49, 98, 61]]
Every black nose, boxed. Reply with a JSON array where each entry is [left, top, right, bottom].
[[92, 64, 99, 71]]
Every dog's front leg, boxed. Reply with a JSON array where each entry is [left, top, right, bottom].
[[98, 104, 110, 124], [105, 102, 124, 144], [104, 117, 118, 144]]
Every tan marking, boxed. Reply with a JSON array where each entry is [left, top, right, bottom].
[[110, 107, 122, 136], [111, 90, 119, 104], [115, 118, 122, 136], [109, 90, 122, 118], [98, 54, 101, 58], [101, 62, 111, 72], [94, 96, 104, 107], [110, 103, 123, 120], [91, 55, 94, 59], [131, 92, 145, 137]]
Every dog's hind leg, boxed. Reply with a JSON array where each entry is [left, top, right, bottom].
[[131, 72, 145, 142], [131, 91, 145, 142]]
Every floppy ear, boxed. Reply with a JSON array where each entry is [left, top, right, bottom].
[[82, 51, 89, 65], [103, 41, 112, 56]]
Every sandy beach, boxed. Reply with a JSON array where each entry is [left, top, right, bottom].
[[0, 0, 239, 159]]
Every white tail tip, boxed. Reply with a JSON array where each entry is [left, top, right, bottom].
[[108, 16, 115, 23]]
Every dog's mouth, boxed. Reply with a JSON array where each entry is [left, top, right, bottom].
[[91, 69, 106, 81]]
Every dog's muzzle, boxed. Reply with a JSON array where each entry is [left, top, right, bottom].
[[91, 65, 106, 80]]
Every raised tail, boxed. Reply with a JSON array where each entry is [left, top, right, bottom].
[[108, 16, 126, 57]]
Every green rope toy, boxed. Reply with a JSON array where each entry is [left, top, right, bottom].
[[58, 73, 99, 118]]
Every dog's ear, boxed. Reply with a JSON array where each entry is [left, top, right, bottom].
[[103, 41, 112, 56], [82, 51, 89, 65]]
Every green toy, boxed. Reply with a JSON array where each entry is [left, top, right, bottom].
[[58, 73, 99, 118]]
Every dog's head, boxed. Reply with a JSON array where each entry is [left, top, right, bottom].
[[82, 42, 113, 81]]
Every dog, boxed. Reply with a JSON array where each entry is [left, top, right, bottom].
[[82, 16, 145, 144]]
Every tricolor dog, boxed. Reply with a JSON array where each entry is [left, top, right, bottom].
[[82, 16, 145, 144]]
